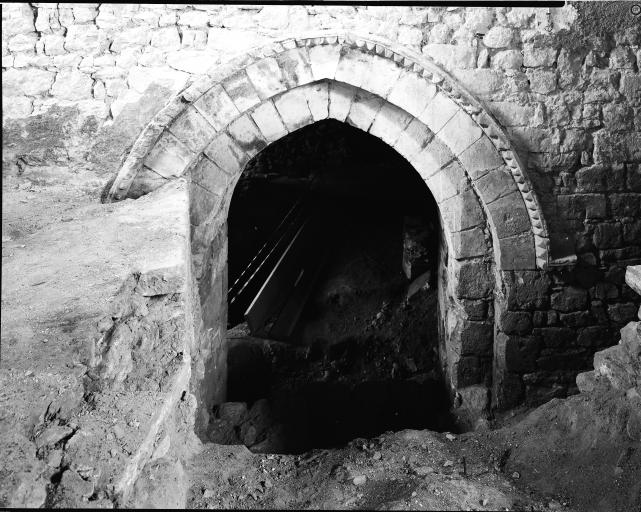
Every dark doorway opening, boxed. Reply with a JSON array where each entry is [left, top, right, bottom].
[[209, 120, 454, 453]]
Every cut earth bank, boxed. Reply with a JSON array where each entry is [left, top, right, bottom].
[[1, 173, 639, 510]]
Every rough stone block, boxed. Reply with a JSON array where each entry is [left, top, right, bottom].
[[204, 132, 247, 175], [418, 92, 459, 134], [190, 181, 221, 227], [245, 57, 288, 100], [301, 82, 329, 122], [483, 26, 513, 48], [456, 356, 483, 387], [393, 118, 434, 161], [450, 227, 488, 259], [168, 106, 217, 153], [128, 166, 168, 199], [3, 68, 55, 96], [273, 88, 313, 132], [345, 90, 384, 132], [151, 27, 181, 50], [328, 81, 355, 122], [534, 327, 577, 349], [274, 48, 314, 88], [368, 101, 413, 146], [504, 270, 551, 310], [222, 70, 262, 112], [227, 114, 267, 156], [193, 84, 241, 131], [190, 157, 228, 196], [492, 49, 523, 70], [422, 44, 476, 70], [64, 24, 104, 54], [461, 321, 494, 355], [51, 70, 93, 100], [144, 131, 196, 179], [335, 46, 373, 89], [249, 100, 288, 143], [364, 54, 403, 98], [557, 194, 606, 220], [410, 137, 455, 180], [426, 160, 469, 203], [308, 44, 341, 81], [473, 166, 519, 204], [500, 311, 533, 335], [387, 70, 437, 119], [452, 258, 493, 299], [439, 189, 485, 233], [551, 286, 588, 313], [486, 192, 530, 238], [437, 109, 483, 156], [497, 232, 536, 271]]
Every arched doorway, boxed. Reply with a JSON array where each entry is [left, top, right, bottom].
[[105, 32, 549, 434]]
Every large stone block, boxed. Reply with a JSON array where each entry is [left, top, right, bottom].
[[328, 82, 355, 122], [3, 68, 55, 96], [418, 92, 459, 134], [335, 46, 373, 89], [439, 189, 485, 233], [245, 57, 288, 100], [144, 131, 196, 179], [50, 70, 93, 100], [504, 270, 551, 310], [249, 100, 288, 143], [450, 227, 488, 259], [425, 160, 469, 203], [557, 194, 606, 220], [473, 166, 519, 204], [483, 26, 513, 48], [190, 181, 221, 227], [486, 192, 530, 238], [301, 82, 329, 122], [437, 109, 483, 156], [497, 232, 536, 271], [274, 48, 314, 89], [2, 3, 35, 37], [227, 114, 267, 156], [168, 106, 217, 153], [273, 87, 313, 132], [190, 157, 229, 196], [410, 136, 455, 180], [368, 101, 413, 146], [308, 44, 341, 81], [387, 70, 437, 119], [364, 54, 403, 98], [461, 321, 493, 355], [452, 258, 494, 299], [222, 70, 262, 113], [194, 84, 241, 131], [204, 132, 247, 175], [150, 27, 181, 50], [346, 90, 384, 132], [393, 118, 434, 161], [458, 135, 505, 180]]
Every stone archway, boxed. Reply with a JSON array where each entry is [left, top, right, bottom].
[[106, 31, 549, 424]]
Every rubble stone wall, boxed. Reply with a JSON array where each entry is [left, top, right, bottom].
[[3, 3, 641, 408]]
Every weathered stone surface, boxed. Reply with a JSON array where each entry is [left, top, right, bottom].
[[194, 84, 241, 131], [453, 259, 493, 299], [51, 70, 93, 101], [3, 68, 55, 96], [492, 49, 523, 70], [249, 100, 288, 143], [144, 131, 195, 178], [169, 106, 217, 153], [274, 87, 312, 132], [483, 26, 513, 48]]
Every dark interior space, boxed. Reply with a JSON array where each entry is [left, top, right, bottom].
[[210, 120, 454, 453]]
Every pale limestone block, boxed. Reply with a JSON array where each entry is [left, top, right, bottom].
[[191, 156, 229, 196], [8, 33, 38, 53], [301, 82, 329, 122], [178, 10, 210, 27], [387, 70, 437, 118], [439, 190, 485, 232], [2, 4, 35, 37], [227, 114, 267, 156], [194, 84, 241, 131], [483, 26, 513, 48], [245, 57, 288, 100], [328, 81, 355, 122], [13, 52, 52, 68], [335, 47, 372, 89], [425, 160, 468, 203], [2, 54, 14, 68], [250, 101, 288, 143], [151, 27, 181, 51], [72, 5, 98, 23], [166, 50, 215, 74], [492, 49, 523, 70], [451, 227, 488, 259], [486, 191, 531, 238], [409, 137, 454, 180], [275, 48, 314, 88], [418, 92, 459, 134], [204, 132, 246, 175], [111, 28, 151, 52], [35, 7, 58, 33], [64, 24, 104, 54], [51, 70, 93, 100], [191, 181, 222, 227], [457, 135, 504, 180], [274, 87, 313, 132], [437, 109, 483, 156], [127, 66, 189, 94], [94, 66, 127, 81], [473, 166, 519, 204], [422, 44, 476, 70], [181, 29, 207, 50], [346, 90, 384, 132], [3, 68, 55, 96], [368, 101, 413, 146], [393, 118, 434, 161], [308, 44, 341, 81], [93, 80, 106, 100], [364, 54, 404, 98], [144, 131, 196, 178], [2, 96, 34, 119], [168, 106, 218, 153], [139, 47, 166, 68], [43, 33, 66, 56], [222, 70, 261, 112]]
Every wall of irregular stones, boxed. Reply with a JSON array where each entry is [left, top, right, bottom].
[[2, 2, 640, 406]]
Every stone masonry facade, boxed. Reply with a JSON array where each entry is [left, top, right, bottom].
[[3, 3, 641, 412]]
